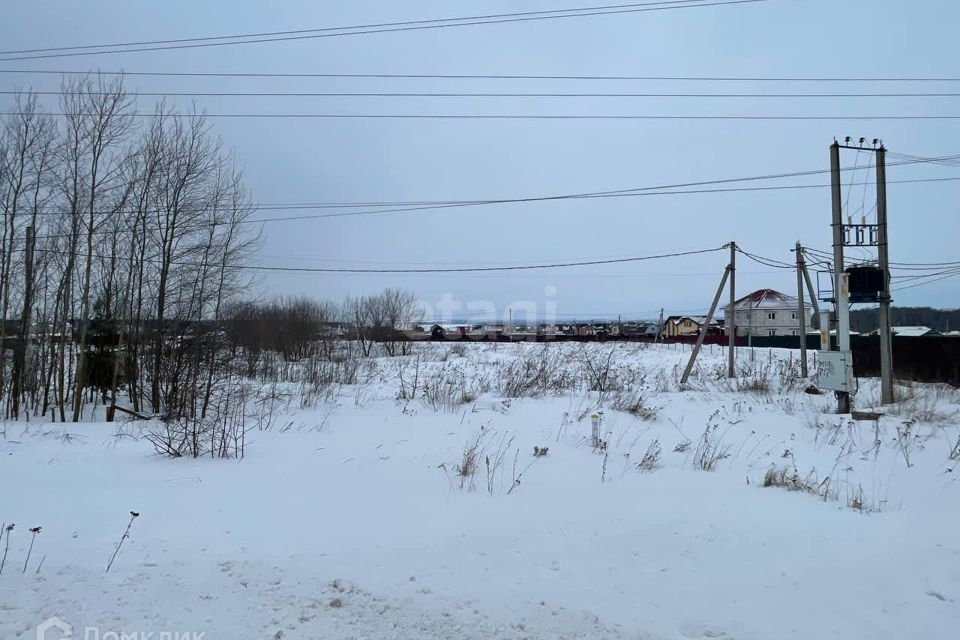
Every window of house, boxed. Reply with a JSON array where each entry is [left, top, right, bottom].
[[768, 329, 776, 336], [767, 312, 776, 320], [791, 312, 797, 320]]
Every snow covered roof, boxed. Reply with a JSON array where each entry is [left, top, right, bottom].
[[806, 329, 862, 336], [724, 288, 810, 311], [666, 315, 718, 326], [892, 326, 936, 337]]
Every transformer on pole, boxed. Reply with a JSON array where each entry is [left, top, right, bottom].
[[818, 139, 894, 413]]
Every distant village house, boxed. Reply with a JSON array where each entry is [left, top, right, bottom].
[[724, 289, 813, 337], [661, 315, 721, 338]]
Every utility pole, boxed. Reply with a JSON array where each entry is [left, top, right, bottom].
[[681, 265, 731, 384], [830, 142, 852, 413], [728, 241, 736, 378], [819, 309, 831, 351], [795, 241, 809, 377], [876, 145, 895, 404], [800, 251, 820, 320]]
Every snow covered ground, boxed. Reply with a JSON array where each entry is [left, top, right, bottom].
[[2, 342, 959, 639]]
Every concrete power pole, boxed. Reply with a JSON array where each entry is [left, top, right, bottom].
[[830, 142, 852, 413], [876, 146, 895, 404], [728, 241, 736, 378], [681, 265, 731, 384], [795, 241, 809, 378]]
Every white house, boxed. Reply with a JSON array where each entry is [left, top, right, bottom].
[[723, 289, 813, 338]]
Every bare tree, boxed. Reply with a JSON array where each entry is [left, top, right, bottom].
[[1, 93, 58, 418], [59, 74, 135, 421], [0, 82, 258, 427], [381, 288, 421, 357]]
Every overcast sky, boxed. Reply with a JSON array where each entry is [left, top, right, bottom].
[[3, 0, 959, 322]]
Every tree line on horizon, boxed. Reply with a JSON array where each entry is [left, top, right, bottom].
[[849, 306, 960, 333]]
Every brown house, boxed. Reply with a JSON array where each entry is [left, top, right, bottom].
[[661, 315, 720, 338]]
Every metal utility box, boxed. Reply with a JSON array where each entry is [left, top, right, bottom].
[[846, 266, 884, 303], [816, 350, 854, 392]]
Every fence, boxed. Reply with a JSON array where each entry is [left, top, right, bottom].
[[714, 334, 960, 385]]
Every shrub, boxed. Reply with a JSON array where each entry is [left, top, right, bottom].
[[691, 426, 731, 471], [610, 388, 658, 420], [420, 367, 477, 412], [636, 440, 661, 472], [495, 347, 571, 398]]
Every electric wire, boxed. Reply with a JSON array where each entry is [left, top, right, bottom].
[[6, 69, 960, 83], [6, 111, 960, 121], [0, 1, 714, 56], [26, 245, 728, 274], [13, 175, 960, 221], [12, 90, 960, 99], [0, 1, 765, 62]]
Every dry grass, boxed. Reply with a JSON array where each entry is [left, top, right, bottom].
[[691, 426, 731, 471], [609, 388, 658, 421], [636, 439, 662, 472]]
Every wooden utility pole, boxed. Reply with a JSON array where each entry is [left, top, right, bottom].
[[876, 146, 895, 404], [795, 241, 809, 377], [728, 241, 736, 378]]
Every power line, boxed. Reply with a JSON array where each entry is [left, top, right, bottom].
[[6, 69, 960, 83], [0, 1, 764, 62], [0, 1, 710, 56], [734, 247, 795, 269], [793, 247, 960, 283], [6, 111, 960, 121], [14, 176, 960, 221], [12, 89, 960, 99], [31, 245, 727, 274], [17, 156, 960, 244], [893, 268, 960, 292]]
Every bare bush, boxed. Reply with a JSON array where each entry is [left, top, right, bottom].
[[457, 436, 484, 491], [442, 427, 534, 495], [226, 297, 340, 363], [347, 288, 421, 358], [579, 345, 621, 402], [763, 464, 835, 501], [690, 426, 731, 471], [636, 439, 662, 472], [145, 380, 252, 458], [894, 422, 917, 467], [885, 384, 957, 424], [735, 365, 772, 395], [420, 367, 476, 412], [495, 346, 572, 398], [609, 388, 657, 420]]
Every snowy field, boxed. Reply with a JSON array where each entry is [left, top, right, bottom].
[[2, 341, 959, 639]]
